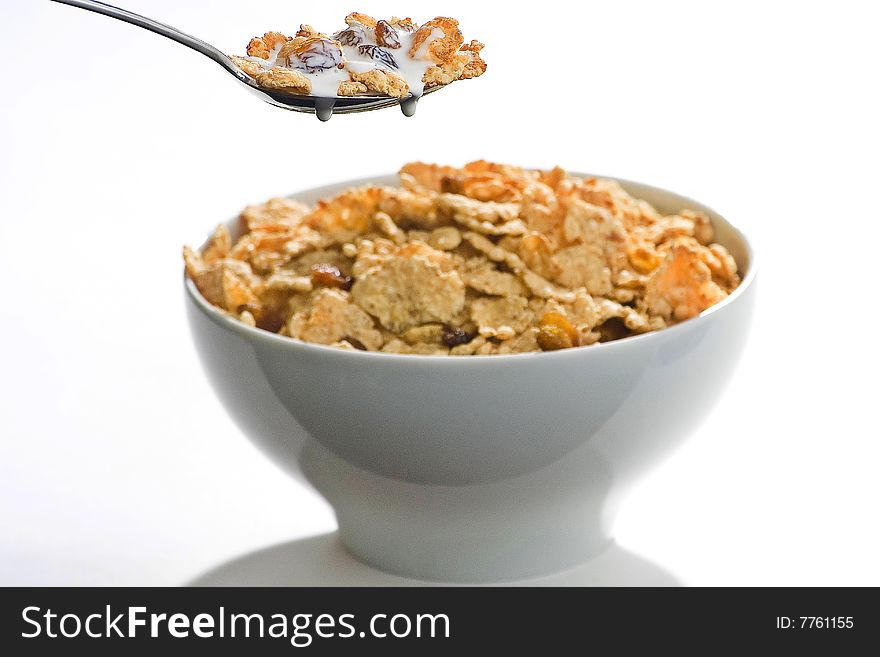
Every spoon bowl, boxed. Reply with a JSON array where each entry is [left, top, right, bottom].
[[52, 0, 438, 120]]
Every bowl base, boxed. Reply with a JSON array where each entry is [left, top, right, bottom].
[[300, 438, 618, 582]]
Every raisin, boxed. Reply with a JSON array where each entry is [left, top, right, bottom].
[[375, 20, 401, 49], [536, 325, 573, 351], [357, 44, 398, 70], [310, 264, 353, 290], [539, 312, 579, 346], [335, 27, 364, 47], [342, 335, 368, 351], [442, 325, 474, 347], [597, 317, 629, 343], [293, 39, 343, 73]]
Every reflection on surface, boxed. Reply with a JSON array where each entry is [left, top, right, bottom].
[[188, 532, 681, 587]]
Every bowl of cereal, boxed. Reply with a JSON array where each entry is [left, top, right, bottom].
[[183, 162, 755, 582]]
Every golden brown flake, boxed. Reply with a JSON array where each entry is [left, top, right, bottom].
[[289, 288, 383, 350], [189, 258, 261, 315], [409, 17, 463, 63], [497, 328, 541, 354], [230, 55, 264, 78], [241, 197, 311, 232], [351, 243, 465, 332], [201, 225, 232, 264], [254, 67, 312, 94], [459, 40, 487, 79], [348, 69, 409, 98], [644, 238, 728, 321], [426, 226, 461, 251], [337, 80, 369, 96], [461, 259, 527, 297], [438, 194, 526, 236], [345, 12, 378, 29], [470, 296, 534, 339], [245, 32, 291, 60]]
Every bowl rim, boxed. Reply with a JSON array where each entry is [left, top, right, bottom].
[[184, 171, 757, 364]]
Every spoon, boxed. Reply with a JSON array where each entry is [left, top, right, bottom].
[[51, 0, 436, 121]]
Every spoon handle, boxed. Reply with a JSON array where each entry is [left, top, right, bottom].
[[50, 0, 243, 78]]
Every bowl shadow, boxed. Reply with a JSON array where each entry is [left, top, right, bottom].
[[186, 532, 682, 587]]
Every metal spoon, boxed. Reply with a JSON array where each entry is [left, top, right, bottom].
[[51, 0, 436, 121]]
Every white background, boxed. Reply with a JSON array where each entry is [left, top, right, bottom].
[[1, 1, 878, 586]]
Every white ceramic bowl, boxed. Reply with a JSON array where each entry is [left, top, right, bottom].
[[184, 174, 756, 582]]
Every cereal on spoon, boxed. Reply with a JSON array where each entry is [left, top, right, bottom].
[[184, 162, 740, 355], [229, 13, 486, 99]]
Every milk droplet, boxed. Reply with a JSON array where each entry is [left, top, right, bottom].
[[400, 93, 420, 117], [315, 97, 336, 122]]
